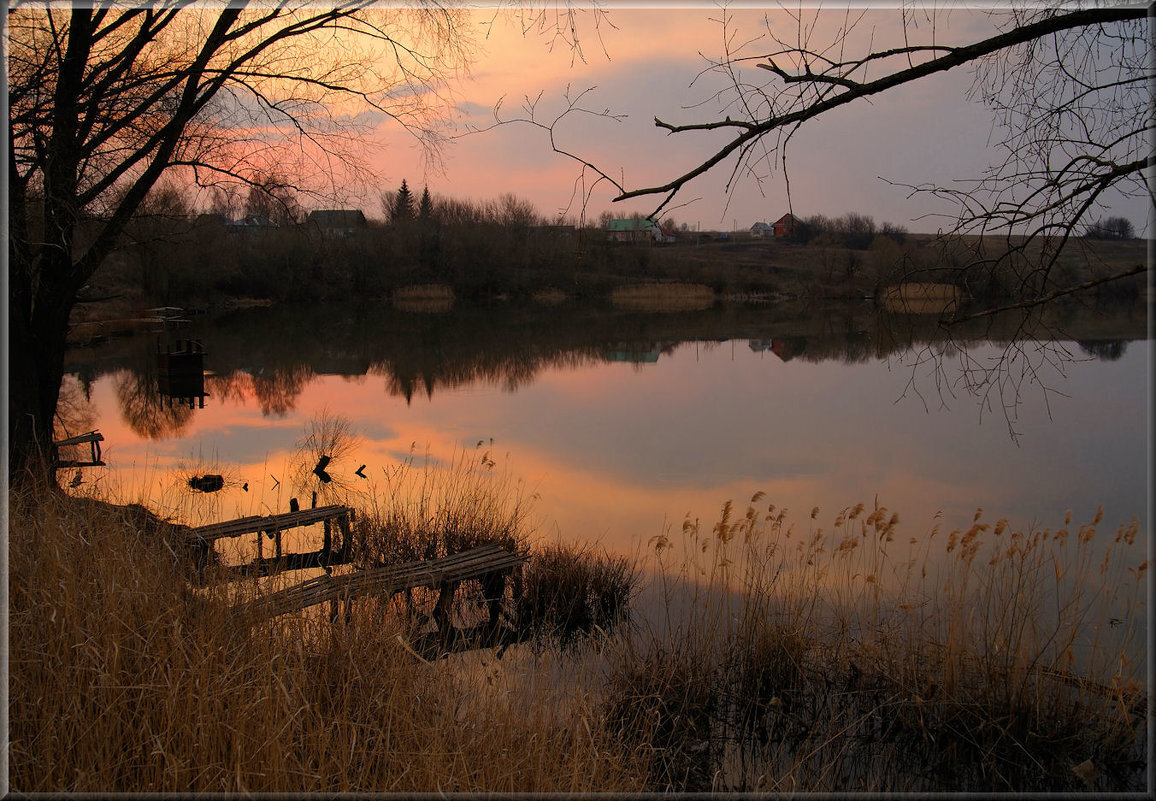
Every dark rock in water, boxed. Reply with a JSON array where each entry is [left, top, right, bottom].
[[188, 474, 225, 493]]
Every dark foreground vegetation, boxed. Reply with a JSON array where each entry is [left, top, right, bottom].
[[10, 443, 1148, 792]]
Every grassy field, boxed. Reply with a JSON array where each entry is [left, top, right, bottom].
[[9, 451, 1148, 792]]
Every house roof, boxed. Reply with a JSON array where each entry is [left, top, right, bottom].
[[773, 213, 799, 226], [229, 215, 277, 228], [308, 209, 367, 227], [606, 218, 658, 232]]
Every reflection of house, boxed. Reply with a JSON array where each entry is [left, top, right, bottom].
[[748, 337, 806, 361], [772, 213, 799, 238], [750, 221, 773, 238], [307, 209, 368, 237], [771, 336, 806, 361], [602, 342, 676, 364], [157, 340, 209, 408], [606, 217, 667, 243]]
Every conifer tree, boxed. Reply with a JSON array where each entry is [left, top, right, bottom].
[[418, 186, 434, 221], [392, 179, 415, 222]]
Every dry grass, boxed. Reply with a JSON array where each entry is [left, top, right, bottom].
[[602, 496, 1148, 792], [391, 284, 455, 313], [530, 288, 569, 306], [610, 282, 715, 312], [516, 541, 640, 648], [12, 440, 1146, 793], [7, 486, 645, 793], [878, 282, 963, 314]]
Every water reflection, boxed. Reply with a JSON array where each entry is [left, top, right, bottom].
[[64, 298, 1145, 435], [63, 299, 1148, 559]]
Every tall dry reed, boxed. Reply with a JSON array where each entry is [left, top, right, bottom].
[[602, 494, 1148, 792]]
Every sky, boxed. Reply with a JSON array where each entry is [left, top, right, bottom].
[[352, 5, 1149, 234]]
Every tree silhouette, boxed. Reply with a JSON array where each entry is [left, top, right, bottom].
[[391, 179, 416, 223], [8, 4, 471, 484], [419, 186, 435, 221], [520, 7, 1150, 308]]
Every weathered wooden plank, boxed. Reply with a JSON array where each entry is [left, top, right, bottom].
[[53, 430, 105, 469], [189, 504, 351, 544], [53, 430, 104, 448], [235, 543, 529, 622]]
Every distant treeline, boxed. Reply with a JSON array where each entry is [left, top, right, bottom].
[[79, 180, 1145, 308]]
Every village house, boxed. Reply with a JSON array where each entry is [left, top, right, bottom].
[[606, 217, 673, 244], [772, 213, 799, 238], [306, 209, 368, 238], [750, 221, 773, 238], [226, 215, 278, 235]]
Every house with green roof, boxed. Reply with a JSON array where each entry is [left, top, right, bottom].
[[606, 217, 664, 243]]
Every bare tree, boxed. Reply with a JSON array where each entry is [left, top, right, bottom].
[[7, 3, 472, 484], [502, 6, 1149, 437], [523, 6, 1150, 301]]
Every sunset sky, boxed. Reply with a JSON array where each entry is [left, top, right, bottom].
[[355, 5, 1149, 234]]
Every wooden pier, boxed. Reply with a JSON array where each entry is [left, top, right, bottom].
[[52, 430, 105, 469], [190, 505, 528, 648], [189, 504, 352, 545], [234, 543, 529, 626], [189, 504, 355, 582]]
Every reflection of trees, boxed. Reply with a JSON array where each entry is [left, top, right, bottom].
[[82, 299, 1146, 430], [375, 347, 600, 404], [1077, 340, 1127, 362], [204, 372, 252, 405], [114, 370, 194, 440], [54, 375, 98, 441], [250, 366, 314, 417], [202, 367, 314, 416]]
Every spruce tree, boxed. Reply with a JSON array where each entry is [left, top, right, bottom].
[[419, 186, 434, 221], [392, 179, 415, 222]]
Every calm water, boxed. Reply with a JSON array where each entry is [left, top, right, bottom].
[[63, 299, 1149, 554]]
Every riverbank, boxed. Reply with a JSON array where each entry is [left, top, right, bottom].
[[9, 477, 1147, 793], [76, 225, 1148, 323]]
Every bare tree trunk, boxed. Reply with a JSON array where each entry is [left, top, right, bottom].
[[9, 249, 76, 489]]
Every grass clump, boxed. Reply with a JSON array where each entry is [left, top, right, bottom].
[[516, 541, 640, 648]]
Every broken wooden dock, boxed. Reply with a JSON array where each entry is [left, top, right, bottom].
[[189, 504, 352, 545], [234, 543, 529, 624], [188, 504, 355, 583], [52, 430, 105, 468]]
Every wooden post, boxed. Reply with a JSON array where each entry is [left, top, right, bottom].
[[336, 513, 353, 562], [481, 570, 506, 630], [322, 520, 332, 568], [433, 581, 458, 640]]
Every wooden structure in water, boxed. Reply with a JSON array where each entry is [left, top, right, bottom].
[[190, 504, 528, 646], [157, 339, 208, 408], [188, 504, 354, 579], [234, 543, 529, 628], [52, 430, 105, 469]]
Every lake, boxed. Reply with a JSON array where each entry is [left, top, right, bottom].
[[61, 298, 1149, 619], [62, 297, 1148, 541], [53, 294, 1150, 791]]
